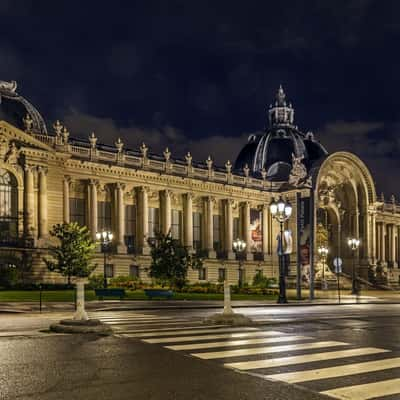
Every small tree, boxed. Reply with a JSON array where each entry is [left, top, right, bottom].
[[44, 223, 96, 284], [148, 231, 203, 289], [44, 222, 96, 320]]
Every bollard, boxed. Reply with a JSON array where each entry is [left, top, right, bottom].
[[223, 280, 234, 315]]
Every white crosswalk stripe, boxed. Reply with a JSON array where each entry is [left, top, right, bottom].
[[165, 335, 310, 351], [142, 330, 284, 344], [265, 356, 400, 383], [224, 348, 389, 370], [95, 312, 400, 400], [192, 341, 349, 360], [321, 378, 400, 400]]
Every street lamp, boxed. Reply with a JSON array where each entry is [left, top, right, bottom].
[[96, 230, 113, 288], [270, 196, 292, 304], [233, 238, 246, 287], [318, 245, 329, 290], [347, 237, 360, 295]]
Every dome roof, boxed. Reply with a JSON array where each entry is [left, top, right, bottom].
[[234, 86, 327, 181], [0, 80, 47, 134]]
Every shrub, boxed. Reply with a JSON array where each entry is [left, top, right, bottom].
[[252, 271, 277, 288], [87, 274, 104, 290], [109, 275, 144, 290]]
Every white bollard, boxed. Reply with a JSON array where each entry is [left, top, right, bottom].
[[73, 279, 89, 321], [223, 280, 234, 315]]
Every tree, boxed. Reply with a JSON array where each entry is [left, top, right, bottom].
[[44, 222, 96, 320], [148, 231, 203, 289], [44, 223, 96, 284]]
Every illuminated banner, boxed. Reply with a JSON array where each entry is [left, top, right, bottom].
[[298, 196, 311, 284], [250, 208, 262, 252]]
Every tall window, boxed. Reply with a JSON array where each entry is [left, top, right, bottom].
[[171, 210, 181, 241], [125, 205, 136, 253], [213, 215, 221, 251], [148, 208, 159, 239], [98, 201, 112, 231], [193, 212, 202, 250], [0, 169, 17, 243], [69, 198, 86, 227]]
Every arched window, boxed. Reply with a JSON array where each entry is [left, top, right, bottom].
[[0, 169, 18, 244]]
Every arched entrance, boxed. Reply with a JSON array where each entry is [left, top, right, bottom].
[[315, 152, 376, 279]]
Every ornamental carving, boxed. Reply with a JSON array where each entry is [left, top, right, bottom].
[[288, 153, 307, 187]]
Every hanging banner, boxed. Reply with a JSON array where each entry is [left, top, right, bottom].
[[298, 196, 311, 285], [250, 208, 262, 252]]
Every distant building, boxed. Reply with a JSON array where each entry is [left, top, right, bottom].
[[0, 81, 398, 288]]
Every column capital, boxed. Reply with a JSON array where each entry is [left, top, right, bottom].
[[115, 182, 126, 191], [23, 164, 36, 173], [88, 178, 99, 187], [184, 192, 195, 201], [136, 185, 150, 194], [37, 166, 48, 175], [204, 195, 216, 204]]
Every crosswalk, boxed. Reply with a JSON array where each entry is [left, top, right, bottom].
[[92, 311, 400, 400]]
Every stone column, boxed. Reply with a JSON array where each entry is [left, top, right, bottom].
[[224, 199, 235, 260], [116, 183, 126, 253], [243, 201, 253, 261], [160, 190, 172, 235], [38, 167, 48, 239], [204, 196, 216, 259], [24, 165, 35, 238], [136, 186, 150, 255], [89, 179, 98, 240], [390, 224, 397, 268], [63, 176, 71, 223], [183, 193, 193, 250], [262, 204, 269, 259], [380, 222, 386, 265], [370, 211, 376, 265]]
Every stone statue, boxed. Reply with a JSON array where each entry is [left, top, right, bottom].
[[0, 80, 17, 92], [288, 153, 307, 186]]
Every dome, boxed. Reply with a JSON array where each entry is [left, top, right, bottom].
[[234, 86, 327, 181], [0, 80, 47, 134]]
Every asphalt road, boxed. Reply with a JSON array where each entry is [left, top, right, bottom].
[[1, 304, 400, 400]]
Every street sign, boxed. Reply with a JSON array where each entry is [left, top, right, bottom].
[[333, 257, 342, 273]]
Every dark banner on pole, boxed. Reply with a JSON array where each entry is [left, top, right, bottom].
[[297, 196, 311, 285]]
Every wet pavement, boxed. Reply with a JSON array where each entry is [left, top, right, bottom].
[[1, 303, 400, 399]]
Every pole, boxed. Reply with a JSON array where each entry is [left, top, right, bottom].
[[351, 251, 357, 295], [39, 284, 42, 313], [296, 192, 302, 300], [278, 221, 287, 304], [309, 189, 315, 300], [337, 271, 341, 304], [103, 247, 107, 289]]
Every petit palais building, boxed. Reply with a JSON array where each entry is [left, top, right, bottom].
[[0, 80, 399, 291]]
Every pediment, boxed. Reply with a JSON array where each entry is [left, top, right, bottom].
[[0, 120, 54, 152]]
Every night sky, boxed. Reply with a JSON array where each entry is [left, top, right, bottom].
[[1, 1, 400, 197]]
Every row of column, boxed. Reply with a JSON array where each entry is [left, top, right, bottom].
[[376, 221, 398, 267], [24, 165, 48, 240], [63, 178, 273, 258]]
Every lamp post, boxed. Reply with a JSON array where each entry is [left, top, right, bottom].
[[233, 238, 246, 287], [347, 237, 360, 295], [96, 230, 113, 288], [318, 245, 329, 290], [269, 196, 292, 304]]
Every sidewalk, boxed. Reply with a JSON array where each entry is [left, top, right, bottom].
[[1, 290, 400, 313]]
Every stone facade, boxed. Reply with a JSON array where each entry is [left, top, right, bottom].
[[0, 82, 399, 288]]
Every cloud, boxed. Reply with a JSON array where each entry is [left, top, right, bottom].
[[317, 120, 400, 197], [62, 109, 250, 166]]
